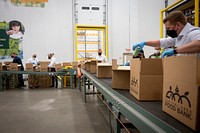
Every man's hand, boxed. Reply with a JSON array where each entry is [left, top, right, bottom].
[[132, 41, 146, 51], [161, 49, 175, 58]]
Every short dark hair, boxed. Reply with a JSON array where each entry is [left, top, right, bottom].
[[163, 11, 187, 25]]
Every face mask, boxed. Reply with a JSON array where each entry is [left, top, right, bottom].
[[166, 30, 177, 38], [11, 55, 14, 58], [98, 52, 102, 56]]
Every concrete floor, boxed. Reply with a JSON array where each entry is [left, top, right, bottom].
[[0, 88, 110, 133]]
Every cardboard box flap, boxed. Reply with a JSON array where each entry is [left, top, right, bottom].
[[163, 54, 199, 84], [97, 63, 112, 66], [112, 59, 117, 70], [131, 58, 163, 75], [130, 58, 141, 74]]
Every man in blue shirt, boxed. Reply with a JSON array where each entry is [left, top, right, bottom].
[[11, 52, 25, 88]]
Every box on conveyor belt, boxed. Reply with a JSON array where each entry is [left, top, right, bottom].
[[85, 61, 91, 71], [26, 63, 33, 71], [90, 60, 97, 73], [96, 63, 112, 78], [112, 59, 130, 90], [162, 54, 200, 131], [130, 58, 163, 101]]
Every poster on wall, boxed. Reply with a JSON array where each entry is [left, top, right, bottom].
[[0, 20, 25, 59], [11, 0, 46, 8]]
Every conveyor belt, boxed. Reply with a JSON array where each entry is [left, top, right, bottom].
[[91, 74, 199, 133]]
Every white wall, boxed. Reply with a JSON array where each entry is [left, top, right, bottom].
[[108, 0, 165, 64], [0, 0, 165, 65], [0, 0, 73, 63]]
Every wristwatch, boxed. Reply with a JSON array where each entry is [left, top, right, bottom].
[[174, 48, 177, 54]]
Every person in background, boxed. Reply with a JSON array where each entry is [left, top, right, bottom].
[[27, 54, 39, 88], [48, 53, 58, 88], [11, 52, 25, 88], [132, 11, 200, 58], [96, 49, 108, 63]]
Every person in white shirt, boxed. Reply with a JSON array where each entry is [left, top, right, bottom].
[[132, 11, 200, 58], [26, 54, 39, 88], [96, 49, 108, 63], [27, 54, 39, 67], [48, 53, 58, 88]]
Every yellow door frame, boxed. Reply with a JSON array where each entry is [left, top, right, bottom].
[[75, 25, 108, 61]]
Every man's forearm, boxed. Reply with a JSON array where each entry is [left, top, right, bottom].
[[176, 40, 200, 54], [146, 40, 160, 47]]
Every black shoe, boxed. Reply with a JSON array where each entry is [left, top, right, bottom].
[[50, 85, 54, 88], [35, 86, 39, 88]]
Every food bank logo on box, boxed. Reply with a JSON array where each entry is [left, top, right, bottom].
[[131, 77, 138, 87], [130, 77, 138, 95], [165, 86, 192, 120]]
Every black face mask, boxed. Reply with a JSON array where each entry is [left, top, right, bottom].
[[11, 55, 14, 58], [98, 52, 102, 56], [166, 30, 177, 38]]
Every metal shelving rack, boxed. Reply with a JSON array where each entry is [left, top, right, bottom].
[[75, 25, 108, 61]]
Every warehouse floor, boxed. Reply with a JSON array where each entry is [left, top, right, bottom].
[[0, 87, 110, 133]]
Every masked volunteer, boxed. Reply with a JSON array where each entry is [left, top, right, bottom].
[[96, 49, 108, 63], [11, 52, 25, 88], [132, 11, 200, 58], [48, 53, 58, 88], [27, 54, 39, 88]]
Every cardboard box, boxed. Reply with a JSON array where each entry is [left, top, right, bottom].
[[72, 62, 78, 69], [26, 63, 33, 71], [10, 63, 19, 71], [55, 63, 62, 71], [4, 61, 11, 65], [112, 66, 130, 90], [96, 63, 112, 78], [162, 54, 200, 131], [62, 62, 72, 67], [90, 60, 97, 73], [163, 54, 200, 84], [85, 61, 91, 71], [130, 58, 163, 101]]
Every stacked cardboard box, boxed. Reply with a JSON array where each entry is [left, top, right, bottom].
[[130, 58, 163, 101], [162, 54, 200, 131], [38, 61, 51, 88], [9, 63, 19, 88], [112, 59, 130, 90]]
